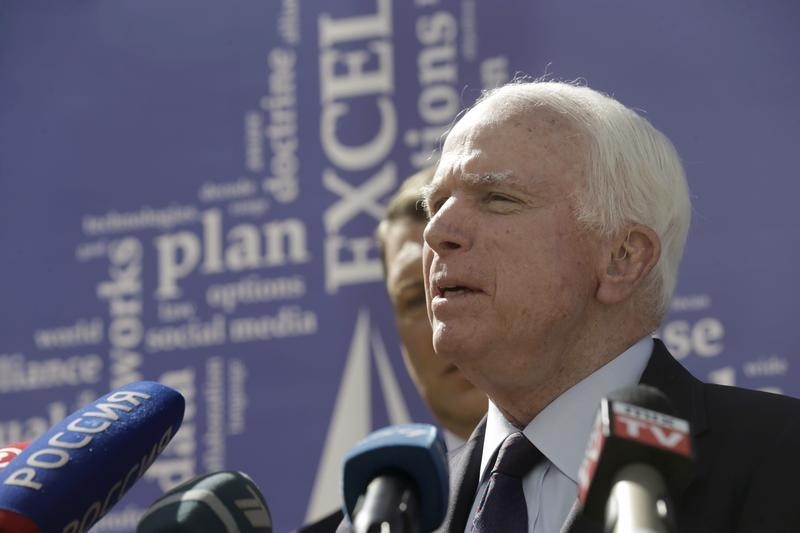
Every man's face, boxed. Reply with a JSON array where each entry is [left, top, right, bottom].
[[384, 219, 487, 435], [422, 101, 604, 393]]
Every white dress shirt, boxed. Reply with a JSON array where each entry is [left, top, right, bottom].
[[443, 429, 466, 453], [465, 337, 653, 533]]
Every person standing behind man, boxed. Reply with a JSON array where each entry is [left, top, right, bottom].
[[296, 166, 487, 533]]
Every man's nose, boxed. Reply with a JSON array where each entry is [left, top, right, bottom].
[[423, 197, 473, 256]]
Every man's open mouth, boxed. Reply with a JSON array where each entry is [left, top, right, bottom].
[[440, 286, 474, 297]]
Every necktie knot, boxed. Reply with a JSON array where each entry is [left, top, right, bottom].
[[492, 431, 541, 478]]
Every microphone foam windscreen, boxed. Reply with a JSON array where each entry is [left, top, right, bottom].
[[342, 423, 449, 532], [577, 384, 694, 521], [137, 470, 272, 532], [0, 381, 184, 533]]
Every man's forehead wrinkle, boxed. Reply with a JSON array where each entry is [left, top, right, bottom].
[[432, 143, 544, 197], [428, 102, 582, 201], [431, 146, 484, 188]]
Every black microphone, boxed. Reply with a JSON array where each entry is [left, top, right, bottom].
[[342, 424, 449, 533], [136, 470, 272, 532], [576, 385, 694, 533]]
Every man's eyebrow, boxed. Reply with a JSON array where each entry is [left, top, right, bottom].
[[421, 171, 517, 199], [460, 171, 513, 186], [420, 170, 531, 212]]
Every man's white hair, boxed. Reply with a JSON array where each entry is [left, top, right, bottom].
[[477, 80, 691, 321]]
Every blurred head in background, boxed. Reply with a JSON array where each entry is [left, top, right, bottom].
[[377, 165, 487, 442]]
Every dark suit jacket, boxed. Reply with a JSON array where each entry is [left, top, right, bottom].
[[308, 339, 800, 532], [440, 339, 800, 533]]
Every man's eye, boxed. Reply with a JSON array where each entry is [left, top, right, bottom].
[[484, 193, 521, 212], [487, 192, 513, 203], [427, 196, 448, 215]]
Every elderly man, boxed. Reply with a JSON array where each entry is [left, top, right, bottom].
[[377, 166, 487, 447], [420, 80, 800, 532]]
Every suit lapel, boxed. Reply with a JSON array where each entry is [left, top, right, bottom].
[[639, 339, 708, 437], [438, 418, 486, 533]]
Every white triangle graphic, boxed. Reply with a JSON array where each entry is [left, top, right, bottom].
[[304, 308, 372, 523], [373, 330, 411, 425], [304, 308, 413, 524]]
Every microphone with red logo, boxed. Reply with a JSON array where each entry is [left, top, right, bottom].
[[576, 385, 694, 533], [0, 381, 185, 533], [0, 442, 30, 470], [0, 441, 31, 531]]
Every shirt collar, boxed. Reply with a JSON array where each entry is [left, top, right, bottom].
[[480, 336, 653, 482], [443, 428, 465, 452]]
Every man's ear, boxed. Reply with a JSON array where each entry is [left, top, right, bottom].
[[596, 225, 661, 305]]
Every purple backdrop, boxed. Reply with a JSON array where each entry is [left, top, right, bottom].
[[0, 1, 797, 531]]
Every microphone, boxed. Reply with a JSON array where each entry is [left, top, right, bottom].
[[136, 470, 272, 532], [0, 381, 185, 533], [0, 442, 30, 470], [0, 443, 35, 533], [342, 423, 448, 533], [577, 385, 694, 533]]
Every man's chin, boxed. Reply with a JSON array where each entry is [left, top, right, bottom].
[[432, 331, 483, 362], [433, 365, 483, 396]]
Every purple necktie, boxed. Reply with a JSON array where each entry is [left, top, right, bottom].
[[472, 432, 543, 532]]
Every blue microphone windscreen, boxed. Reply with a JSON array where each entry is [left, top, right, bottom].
[[342, 423, 449, 532], [0, 381, 184, 532]]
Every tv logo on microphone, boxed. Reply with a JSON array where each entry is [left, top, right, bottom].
[[577, 397, 693, 505], [612, 402, 691, 456]]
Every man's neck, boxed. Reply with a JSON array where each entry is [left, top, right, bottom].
[[484, 332, 650, 426]]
